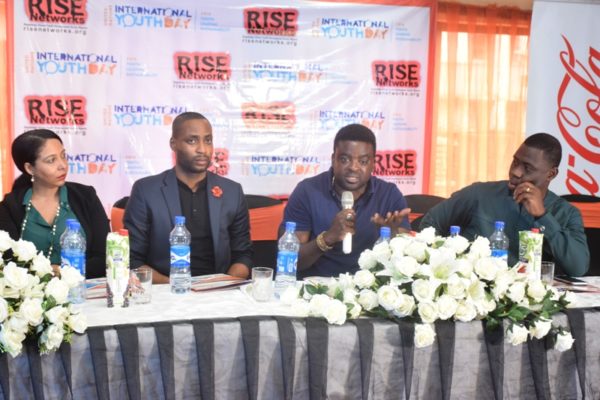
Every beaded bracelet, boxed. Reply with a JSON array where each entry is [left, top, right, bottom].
[[316, 231, 333, 252]]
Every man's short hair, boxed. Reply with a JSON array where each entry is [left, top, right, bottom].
[[523, 132, 562, 168], [172, 112, 209, 137], [333, 124, 377, 153]]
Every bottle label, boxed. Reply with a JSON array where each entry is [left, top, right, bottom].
[[491, 249, 508, 261], [170, 245, 190, 269], [276, 250, 298, 275], [61, 249, 85, 275]]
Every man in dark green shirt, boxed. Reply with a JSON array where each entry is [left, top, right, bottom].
[[420, 133, 589, 277]]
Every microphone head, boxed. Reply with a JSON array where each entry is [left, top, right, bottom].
[[341, 191, 354, 208]]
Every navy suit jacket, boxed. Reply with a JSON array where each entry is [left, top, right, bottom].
[[124, 169, 253, 276]]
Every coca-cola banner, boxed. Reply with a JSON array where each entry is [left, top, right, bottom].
[[10, 0, 434, 210], [526, 0, 600, 196]]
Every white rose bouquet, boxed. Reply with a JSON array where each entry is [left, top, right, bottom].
[[0, 231, 87, 357], [297, 227, 574, 351]]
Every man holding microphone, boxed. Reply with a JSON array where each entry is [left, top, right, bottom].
[[281, 124, 411, 278]]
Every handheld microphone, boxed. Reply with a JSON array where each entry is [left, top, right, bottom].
[[341, 191, 354, 254]]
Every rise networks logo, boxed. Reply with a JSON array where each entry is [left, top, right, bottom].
[[242, 8, 299, 46], [316, 110, 386, 132], [242, 102, 296, 131], [23, 0, 88, 34], [312, 17, 390, 40], [25, 51, 118, 75], [105, 104, 187, 127], [371, 60, 421, 97], [23, 95, 87, 136], [373, 150, 417, 181], [173, 52, 231, 90], [105, 4, 193, 29], [68, 153, 118, 175], [241, 155, 320, 177]]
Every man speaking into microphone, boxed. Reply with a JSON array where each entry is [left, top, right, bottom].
[[280, 124, 411, 278]]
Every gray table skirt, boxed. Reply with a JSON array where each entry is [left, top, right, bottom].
[[1, 310, 598, 399]]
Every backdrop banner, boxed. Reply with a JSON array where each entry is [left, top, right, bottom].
[[11, 0, 433, 209], [526, 0, 600, 196]]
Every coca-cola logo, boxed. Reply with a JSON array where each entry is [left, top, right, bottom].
[[556, 35, 600, 195]]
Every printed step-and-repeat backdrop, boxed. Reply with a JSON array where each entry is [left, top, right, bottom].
[[11, 0, 434, 209]]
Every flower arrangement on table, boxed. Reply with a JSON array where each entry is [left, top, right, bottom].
[[282, 227, 575, 351], [0, 231, 87, 357]]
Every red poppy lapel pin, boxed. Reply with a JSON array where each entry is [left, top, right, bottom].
[[211, 186, 223, 198]]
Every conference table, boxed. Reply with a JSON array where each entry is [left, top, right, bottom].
[[2, 278, 600, 400]]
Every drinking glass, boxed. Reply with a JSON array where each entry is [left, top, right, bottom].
[[252, 267, 273, 302], [541, 261, 555, 285], [130, 267, 152, 304]]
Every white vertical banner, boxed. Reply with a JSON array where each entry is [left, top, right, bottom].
[[526, 0, 600, 196], [11, 0, 434, 210]]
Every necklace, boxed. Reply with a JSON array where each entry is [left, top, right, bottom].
[[20, 200, 62, 260]]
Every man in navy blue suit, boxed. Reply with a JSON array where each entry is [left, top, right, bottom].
[[124, 112, 252, 283]]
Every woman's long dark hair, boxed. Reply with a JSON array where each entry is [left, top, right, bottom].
[[11, 129, 63, 191]]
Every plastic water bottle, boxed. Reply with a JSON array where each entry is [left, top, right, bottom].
[[60, 219, 86, 304], [375, 226, 391, 245], [450, 225, 461, 237], [489, 221, 509, 263], [169, 216, 191, 294], [275, 221, 300, 298]]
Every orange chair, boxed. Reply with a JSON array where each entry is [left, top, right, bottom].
[[246, 195, 286, 269], [110, 196, 129, 232]]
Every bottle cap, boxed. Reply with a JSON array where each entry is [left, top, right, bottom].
[[65, 218, 77, 229], [531, 228, 540, 233], [494, 221, 505, 230], [285, 221, 297, 232], [118, 229, 129, 236], [70, 220, 81, 230], [380, 226, 391, 238], [450, 225, 460, 235], [174, 215, 186, 225]]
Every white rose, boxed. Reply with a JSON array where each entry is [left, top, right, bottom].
[[468, 237, 492, 259], [7, 315, 29, 334], [357, 289, 379, 311], [290, 300, 310, 317], [60, 266, 84, 289], [0, 328, 25, 357], [324, 278, 340, 298], [280, 286, 301, 306], [0, 277, 19, 299], [389, 236, 410, 256], [478, 298, 497, 315], [3, 262, 30, 291], [12, 239, 37, 262], [372, 241, 392, 263], [45, 278, 70, 304], [507, 282, 526, 303], [430, 259, 455, 282], [67, 311, 87, 334], [527, 280, 547, 303], [554, 331, 575, 352], [455, 259, 474, 278], [474, 257, 498, 281], [353, 270, 376, 289], [446, 274, 467, 299], [414, 323, 436, 348], [466, 279, 486, 302], [529, 318, 552, 339], [347, 302, 362, 319], [22, 275, 44, 299], [308, 294, 331, 317], [377, 285, 402, 311], [0, 297, 9, 322], [19, 297, 44, 326], [392, 255, 420, 278], [343, 288, 359, 303], [337, 273, 355, 290], [404, 241, 428, 263], [564, 291, 577, 308], [415, 227, 436, 244], [393, 294, 416, 317], [357, 249, 378, 270], [412, 279, 436, 302], [0, 230, 13, 252], [323, 299, 347, 325], [492, 269, 516, 300], [41, 324, 64, 352], [30, 252, 53, 277], [454, 300, 477, 322], [444, 235, 470, 254], [507, 323, 529, 345], [417, 301, 439, 324], [45, 306, 69, 325], [436, 295, 458, 320]]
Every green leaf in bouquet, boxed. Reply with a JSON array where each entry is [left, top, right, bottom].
[[507, 305, 531, 322]]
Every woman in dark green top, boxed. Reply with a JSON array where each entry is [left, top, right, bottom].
[[0, 129, 110, 278]]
